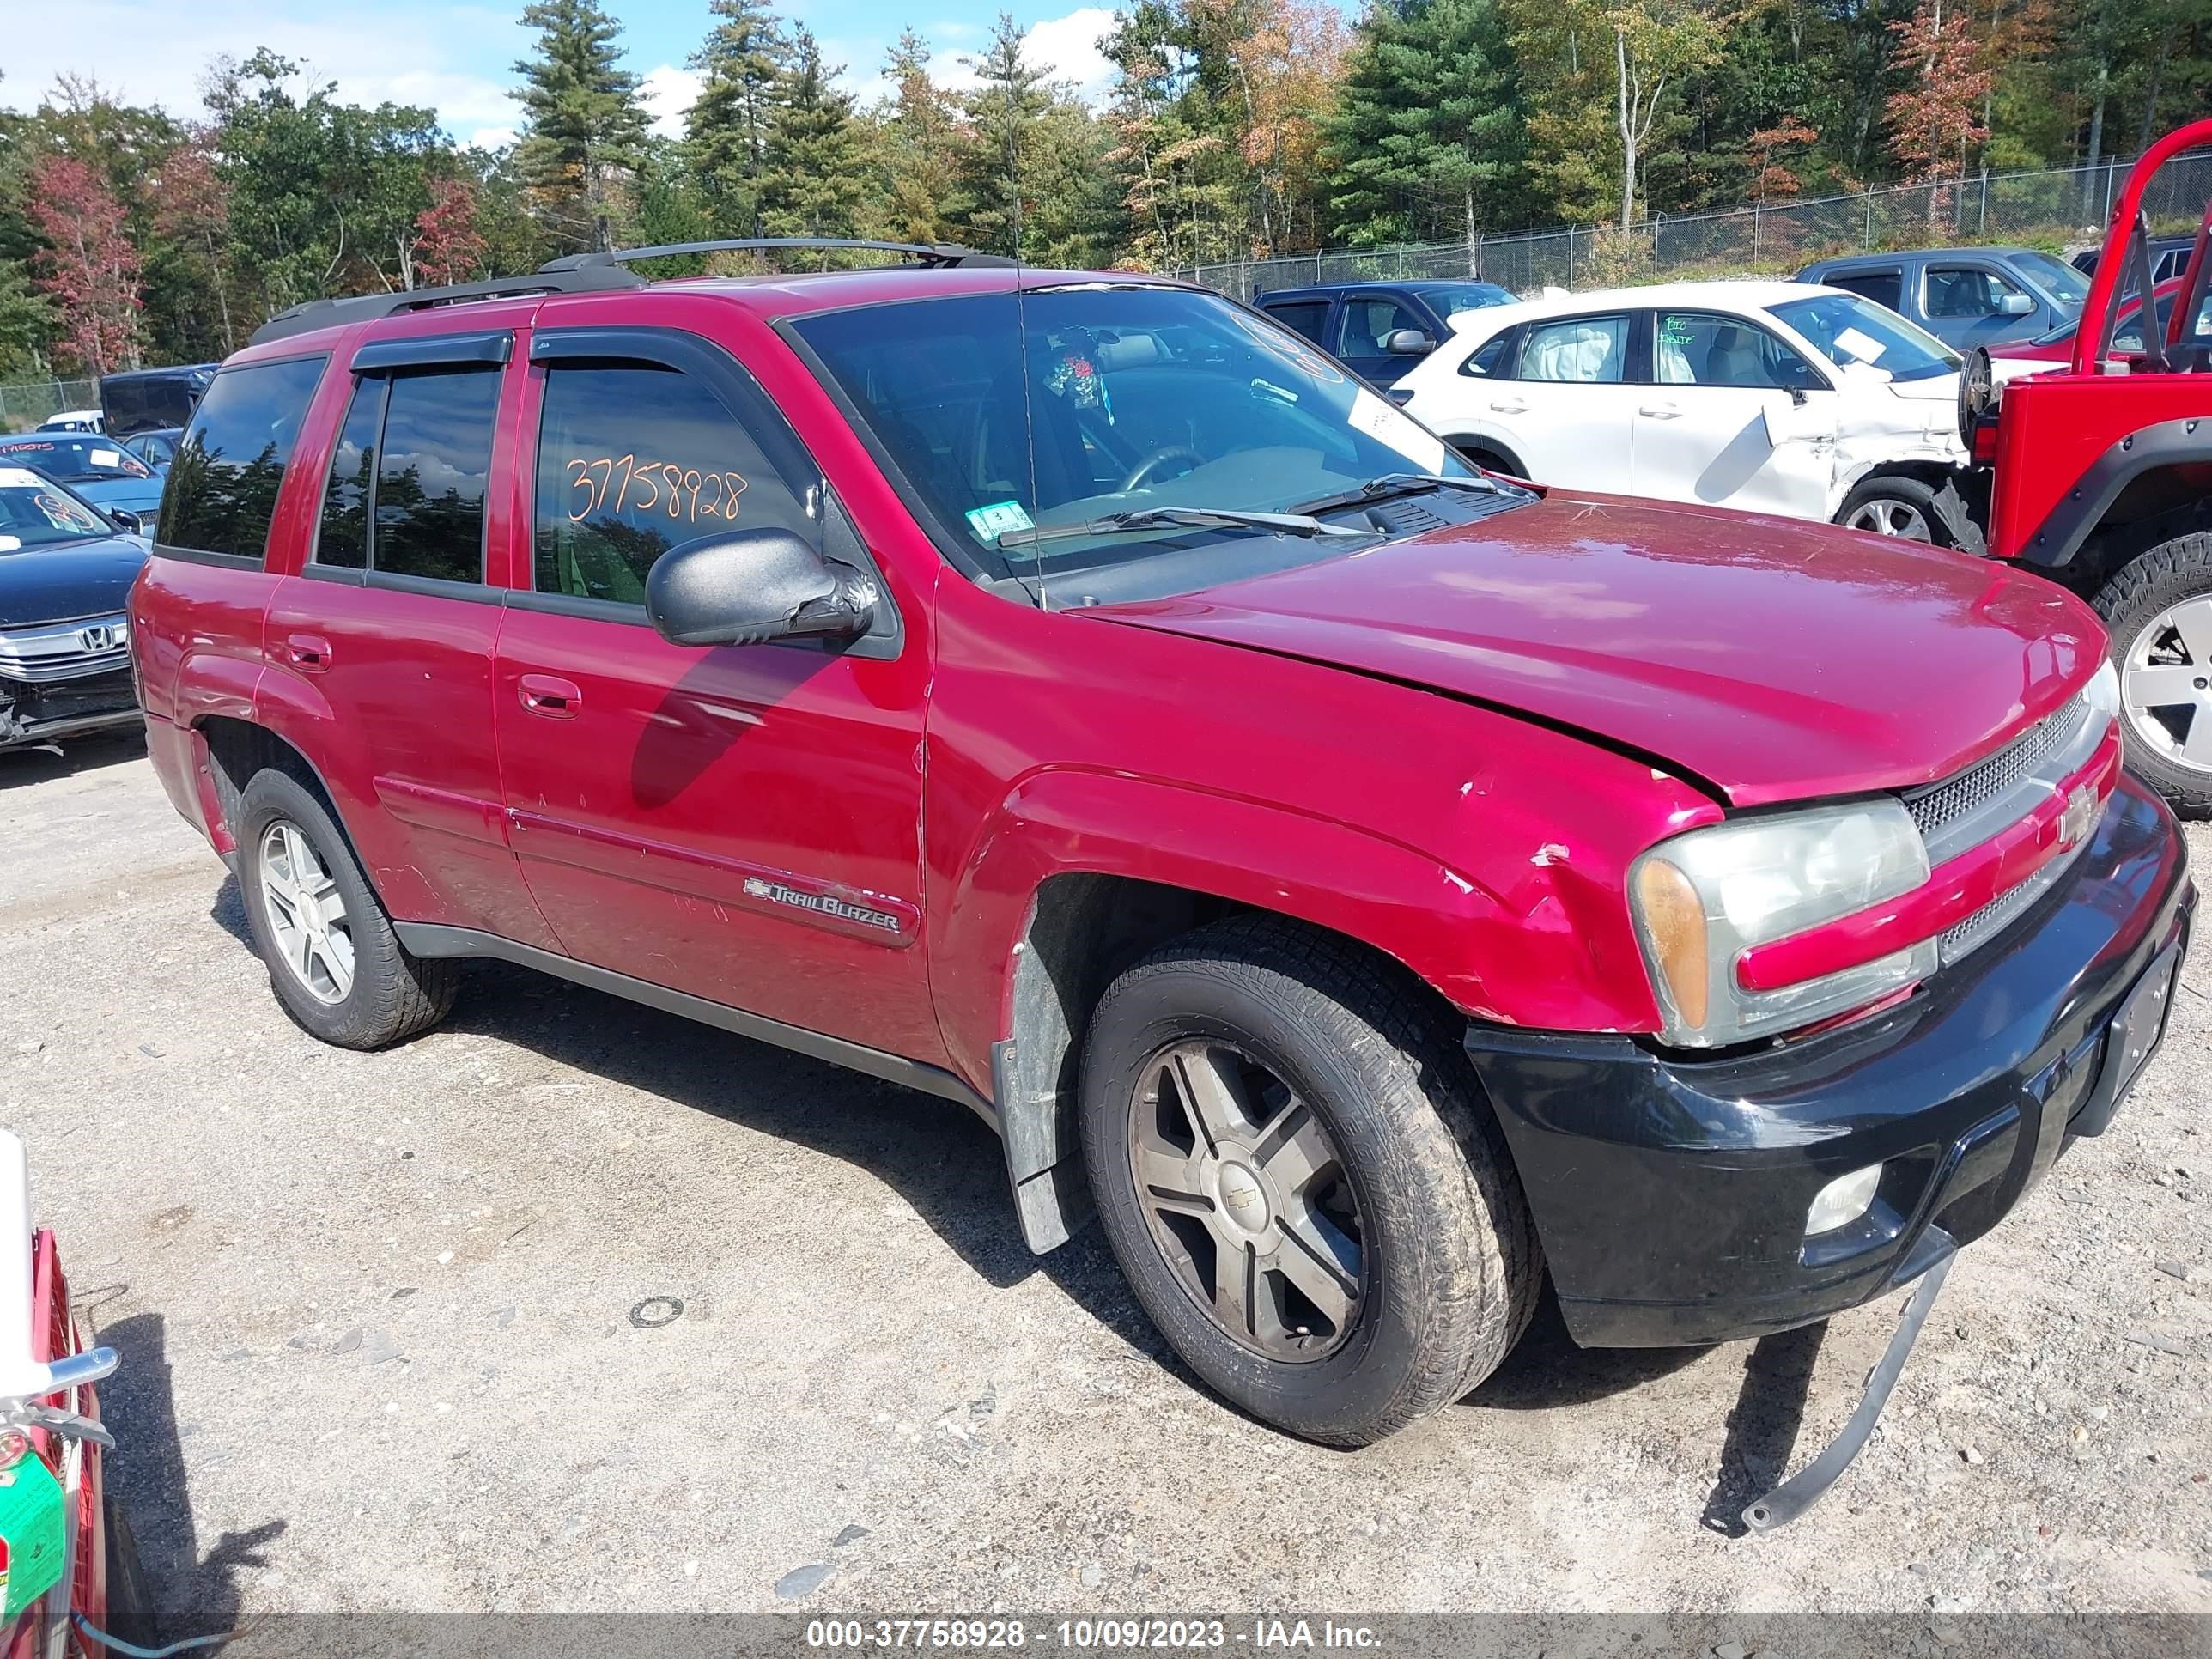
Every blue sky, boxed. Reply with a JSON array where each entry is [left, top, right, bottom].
[[3, 0, 1123, 149]]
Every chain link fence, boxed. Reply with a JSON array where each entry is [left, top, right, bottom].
[[1176, 152, 2212, 302], [0, 379, 100, 434]]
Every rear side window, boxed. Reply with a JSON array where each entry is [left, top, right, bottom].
[[532, 362, 817, 606], [313, 367, 498, 584], [1459, 331, 1515, 378], [1261, 301, 1328, 345], [158, 356, 326, 562], [1826, 270, 1903, 313], [1516, 314, 1630, 383]]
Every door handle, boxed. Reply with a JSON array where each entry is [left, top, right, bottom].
[[1488, 398, 1528, 414], [518, 674, 581, 720], [1638, 403, 1682, 419], [283, 633, 332, 672]]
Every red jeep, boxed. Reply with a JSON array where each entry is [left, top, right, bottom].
[[1965, 118, 2212, 814], [131, 240, 2191, 1491]]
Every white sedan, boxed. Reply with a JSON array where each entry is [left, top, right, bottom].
[[1392, 279, 2036, 543]]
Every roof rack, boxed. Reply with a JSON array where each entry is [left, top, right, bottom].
[[539, 238, 1017, 272], [250, 237, 1017, 346]]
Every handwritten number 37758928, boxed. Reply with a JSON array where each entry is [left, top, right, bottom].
[[567, 455, 748, 526]]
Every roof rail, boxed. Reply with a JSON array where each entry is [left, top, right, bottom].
[[248, 264, 647, 347], [246, 238, 1016, 349], [538, 237, 1018, 271]]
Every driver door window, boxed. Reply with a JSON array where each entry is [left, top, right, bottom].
[[1650, 312, 1820, 390], [532, 362, 819, 606]]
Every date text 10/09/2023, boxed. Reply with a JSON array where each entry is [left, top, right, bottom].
[[805, 1620, 1382, 1650]]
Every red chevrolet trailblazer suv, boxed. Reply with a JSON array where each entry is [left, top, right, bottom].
[[132, 239, 2191, 1481]]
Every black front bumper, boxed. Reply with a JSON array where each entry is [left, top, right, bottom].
[[1468, 772, 2194, 1349], [0, 667, 139, 749]]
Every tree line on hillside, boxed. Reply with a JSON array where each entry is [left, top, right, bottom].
[[0, 0, 2203, 381]]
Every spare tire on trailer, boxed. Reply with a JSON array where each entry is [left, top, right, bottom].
[[1958, 345, 1997, 449]]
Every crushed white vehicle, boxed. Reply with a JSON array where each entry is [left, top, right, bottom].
[[1392, 280, 2040, 544]]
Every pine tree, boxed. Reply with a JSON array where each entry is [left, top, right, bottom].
[[1323, 0, 1526, 248], [510, 0, 651, 251], [875, 30, 968, 243], [686, 0, 789, 236], [761, 29, 866, 243], [962, 13, 1057, 256]]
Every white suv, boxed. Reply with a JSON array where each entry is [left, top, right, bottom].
[[1394, 280, 2039, 543]]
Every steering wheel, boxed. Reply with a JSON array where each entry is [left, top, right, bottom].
[[1120, 446, 1205, 493]]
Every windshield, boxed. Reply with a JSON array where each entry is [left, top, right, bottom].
[[0, 466, 112, 550], [1768, 292, 1961, 383], [1421, 283, 1515, 318], [0, 435, 153, 485], [2014, 250, 2092, 309], [792, 283, 1487, 586]]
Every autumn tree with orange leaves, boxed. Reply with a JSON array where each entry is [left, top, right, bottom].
[[25, 153, 143, 376], [1885, 0, 1992, 185]]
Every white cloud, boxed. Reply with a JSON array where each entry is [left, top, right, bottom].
[[1019, 8, 1118, 100], [0, 0, 520, 135], [638, 63, 702, 140]]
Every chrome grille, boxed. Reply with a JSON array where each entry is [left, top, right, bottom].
[[1905, 692, 2098, 868], [0, 615, 131, 684]]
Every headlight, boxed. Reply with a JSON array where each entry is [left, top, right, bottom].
[[1629, 800, 1933, 1048], [2084, 658, 2120, 726]]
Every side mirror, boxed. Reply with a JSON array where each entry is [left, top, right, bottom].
[[1382, 329, 1437, 356], [1998, 291, 2035, 317], [645, 527, 877, 649], [108, 509, 143, 535]]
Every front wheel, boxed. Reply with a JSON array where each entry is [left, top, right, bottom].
[[2094, 532, 2212, 817], [1837, 475, 1945, 544], [1078, 916, 1540, 1446]]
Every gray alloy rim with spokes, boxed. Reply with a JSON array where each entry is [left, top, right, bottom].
[[1845, 497, 1933, 541], [1127, 1038, 1365, 1361], [2124, 597, 2212, 775], [258, 819, 356, 1005]]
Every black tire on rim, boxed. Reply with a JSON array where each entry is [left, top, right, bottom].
[[234, 769, 458, 1048], [1079, 915, 1540, 1446], [101, 1488, 158, 1648], [2094, 531, 2212, 817], [1837, 474, 1947, 544]]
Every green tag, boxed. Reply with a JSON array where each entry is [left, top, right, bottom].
[[0, 1455, 66, 1619], [963, 500, 1034, 543]]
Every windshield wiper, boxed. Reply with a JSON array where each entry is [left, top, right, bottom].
[[1291, 472, 1508, 517], [996, 506, 1370, 551]]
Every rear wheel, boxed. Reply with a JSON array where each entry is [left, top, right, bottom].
[[2094, 532, 2212, 817], [1838, 475, 1945, 544], [235, 769, 458, 1046], [1079, 915, 1540, 1446]]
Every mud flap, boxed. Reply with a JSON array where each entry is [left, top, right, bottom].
[[1932, 475, 1987, 556]]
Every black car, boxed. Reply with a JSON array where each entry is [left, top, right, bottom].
[[2072, 234, 2195, 289], [0, 462, 148, 751], [1253, 278, 1515, 386], [100, 363, 216, 440]]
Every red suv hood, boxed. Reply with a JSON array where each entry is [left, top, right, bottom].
[[1088, 492, 2105, 806]]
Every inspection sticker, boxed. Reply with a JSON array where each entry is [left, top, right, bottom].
[[965, 500, 1036, 543]]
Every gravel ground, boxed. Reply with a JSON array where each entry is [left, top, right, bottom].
[[2, 729, 2208, 1626]]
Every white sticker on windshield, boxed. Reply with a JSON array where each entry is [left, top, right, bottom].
[[1832, 326, 1887, 363], [0, 535, 19, 552], [964, 499, 1036, 543], [90, 447, 124, 467], [0, 467, 46, 489], [1348, 386, 1449, 475]]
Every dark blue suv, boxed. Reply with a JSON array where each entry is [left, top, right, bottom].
[[1254, 279, 1514, 386]]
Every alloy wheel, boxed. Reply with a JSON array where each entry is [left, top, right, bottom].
[[2124, 596, 2212, 775], [258, 819, 356, 1004], [1127, 1038, 1365, 1361], [1845, 497, 1933, 541]]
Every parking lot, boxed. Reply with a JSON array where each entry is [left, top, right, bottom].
[[3, 729, 2208, 1622]]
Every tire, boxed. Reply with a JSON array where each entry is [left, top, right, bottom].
[[234, 769, 457, 1047], [101, 1488, 158, 1648], [1449, 441, 1528, 480], [1837, 475, 1947, 544], [1078, 915, 1540, 1446], [2094, 532, 2212, 817]]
